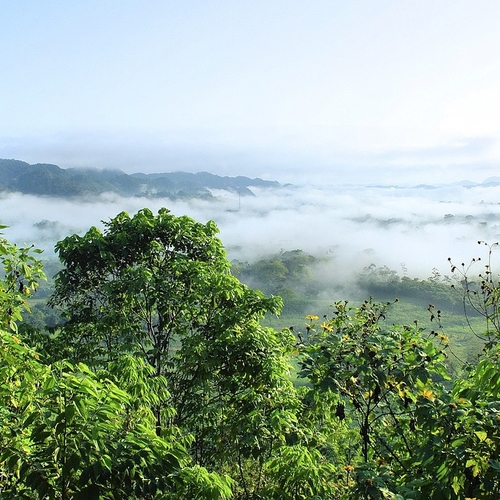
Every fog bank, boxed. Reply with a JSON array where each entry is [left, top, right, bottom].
[[2, 181, 500, 280]]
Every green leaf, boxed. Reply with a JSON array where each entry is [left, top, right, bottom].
[[23, 410, 40, 427], [475, 430, 488, 442]]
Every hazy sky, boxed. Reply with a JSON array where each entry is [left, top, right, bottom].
[[1, 1, 500, 184]]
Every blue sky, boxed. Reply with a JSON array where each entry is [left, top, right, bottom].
[[1, 0, 500, 184]]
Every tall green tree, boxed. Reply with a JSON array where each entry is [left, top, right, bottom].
[[49, 208, 300, 496], [0, 230, 233, 499]]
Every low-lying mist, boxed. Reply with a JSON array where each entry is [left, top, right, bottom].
[[2, 181, 500, 283]]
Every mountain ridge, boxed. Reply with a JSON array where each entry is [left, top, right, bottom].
[[0, 159, 280, 200], [1, 159, 499, 199]]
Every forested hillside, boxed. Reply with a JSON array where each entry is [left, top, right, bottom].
[[0, 159, 279, 199], [2, 211, 500, 499]]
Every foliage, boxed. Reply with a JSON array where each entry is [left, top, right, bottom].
[[298, 301, 450, 497], [261, 445, 338, 499], [49, 207, 281, 366], [48, 208, 300, 496], [0, 232, 233, 499], [0, 329, 237, 499], [406, 241, 500, 499], [0, 225, 46, 333], [410, 345, 500, 499], [234, 249, 322, 314], [358, 263, 461, 312], [293, 242, 500, 499]]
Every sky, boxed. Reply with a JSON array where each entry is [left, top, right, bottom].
[[1, 0, 500, 184]]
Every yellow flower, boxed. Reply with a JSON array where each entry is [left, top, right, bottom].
[[305, 315, 319, 321], [344, 465, 355, 472], [12, 335, 20, 344], [419, 388, 435, 401], [320, 322, 333, 332]]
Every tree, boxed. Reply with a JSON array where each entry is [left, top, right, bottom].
[[0, 230, 234, 499], [235, 249, 321, 314], [0, 330, 236, 499], [408, 241, 500, 499], [294, 242, 500, 498], [412, 345, 500, 499], [0, 225, 46, 333], [49, 208, 299, 495], [299, 300, 449, 497]]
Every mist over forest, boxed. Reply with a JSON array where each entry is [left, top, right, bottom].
[[2, 162, 500, 284]]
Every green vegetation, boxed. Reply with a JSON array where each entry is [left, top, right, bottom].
[[0, 159, 279, 199], [2, 211, 500, 498], [233, 249, 323, 315]]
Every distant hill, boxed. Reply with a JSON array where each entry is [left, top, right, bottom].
[[0, 159, 280, 199], [368, 178, 500, 190]]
